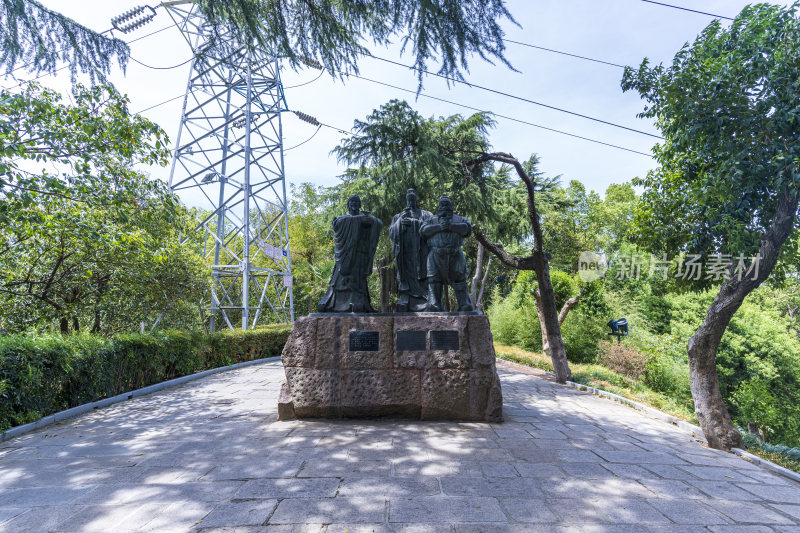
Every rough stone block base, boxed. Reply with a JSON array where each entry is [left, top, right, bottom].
[[278, 313, 502, 422]]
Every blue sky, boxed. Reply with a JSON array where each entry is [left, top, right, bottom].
[[15, 1, 793, 201]]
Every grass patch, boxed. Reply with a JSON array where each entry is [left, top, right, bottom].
[[495, 343, 696, 423], [746, 447, 800, 475], [740, 433, 800, 475]]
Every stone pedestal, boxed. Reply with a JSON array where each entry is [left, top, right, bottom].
[[278, 313, 503, 422]]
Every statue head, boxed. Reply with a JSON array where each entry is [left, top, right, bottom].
[[437, 196, 453, 218], [347, 194, 361, 216], [405, 188, 418, 209]]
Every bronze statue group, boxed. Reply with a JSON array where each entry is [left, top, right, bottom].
[[317, 189, 474, 314]]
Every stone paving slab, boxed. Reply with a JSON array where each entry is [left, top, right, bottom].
[[1, 360, 799, 532]]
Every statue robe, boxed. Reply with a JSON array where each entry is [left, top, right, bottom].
[[389, 207, 432, 311], [317, 212, 382, 313]]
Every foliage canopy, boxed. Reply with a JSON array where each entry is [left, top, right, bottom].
[[196, 0, 517, 87], [622, 2, 800, 257], [0, 0, 128, 83]]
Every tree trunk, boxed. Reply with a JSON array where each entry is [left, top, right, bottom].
[[467, 151, 573, 383], [531, 288, 549, 356], [60, 317, 69, 334], [533, 289, 579, 364], [91, 310, 101, 333], [476, 256, 492, 311], [470, 243, 485, 304], [747, 422, 763, 441], [378, 257, 392, 312], [688, 187, 798, 450], [558, 296, 580, 326], [532, 252, 572, 382]]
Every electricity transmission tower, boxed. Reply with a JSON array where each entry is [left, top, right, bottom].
[[163, 0, 294, 330]]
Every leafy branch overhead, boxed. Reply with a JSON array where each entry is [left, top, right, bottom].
[[0, 0, 129, 83], [0, 82, 172, 226], [2, 0, 515, 89], [196, 0, 516, 87]]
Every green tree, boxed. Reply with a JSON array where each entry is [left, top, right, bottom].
[[600, 183, 637, 253], [0, 82, 170, 226], [541, 180, 603, 272], [622, 3, 800, 449], [288, 182, 334, 316], [195, 0, 516, 87], [3, 0, 516, 89], [0, 184, 207, 334], [332, 99, 527, 311], [0, 0, 127, 83], [0, 82, 205, 334]]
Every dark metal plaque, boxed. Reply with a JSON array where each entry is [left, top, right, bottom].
[[430, 330, 459, 351], [349, 330, 380, 352], [396, 330, 427, 351]]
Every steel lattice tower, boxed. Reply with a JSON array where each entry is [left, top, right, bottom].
[[164, 0, 294, 330]]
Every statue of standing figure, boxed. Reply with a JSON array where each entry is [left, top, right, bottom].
[[317, 194, 382, 313], [389, 189, 433, 312], [421, 196, 474, 312]]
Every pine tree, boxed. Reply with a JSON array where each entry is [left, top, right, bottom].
[[0, 0, 128, 83], [1, 0, 517, 88], [196, 0, 517, 86]]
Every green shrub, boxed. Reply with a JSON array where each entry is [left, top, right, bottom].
[[561, 310, 605, 363], [643, 349, 691, 399], [486, 287, 542, 352], [731, 378, 781, 441], [0, 324, 291, 431]]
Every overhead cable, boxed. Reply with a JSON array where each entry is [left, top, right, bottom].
[[347, 73, 653, 158], [369, 55, 664, 140], [639, 0, 734, 20]]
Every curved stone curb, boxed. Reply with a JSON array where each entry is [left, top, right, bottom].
[[732, 447, 800, 484], [0, 356, 281, 443]]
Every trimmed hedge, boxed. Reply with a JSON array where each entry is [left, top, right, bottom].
[[0, 324, 291, 431]]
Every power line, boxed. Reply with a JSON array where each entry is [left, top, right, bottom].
[[284, 69, 326, 89], [129, 55, 192, 70], [134, 92, 184, 114], [317, 121, 353, 136], [284, 125, 322, 151], [285, 66, 651, 156], [369, 55, 664, 140], [640, 0, 734, 20], [142, 81, 653, 159], [3, 24, 174, 91], [121, 23, 173, 44], [135, 62, 653, 156], [347, 73, 652, 158], [503, 40, 626, 69]]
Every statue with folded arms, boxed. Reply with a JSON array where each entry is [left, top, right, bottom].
[[317, 194, 382, 313], [420, 196, 474, 312]]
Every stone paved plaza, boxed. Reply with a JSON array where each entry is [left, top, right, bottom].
[[1, 360, 799, 532]]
